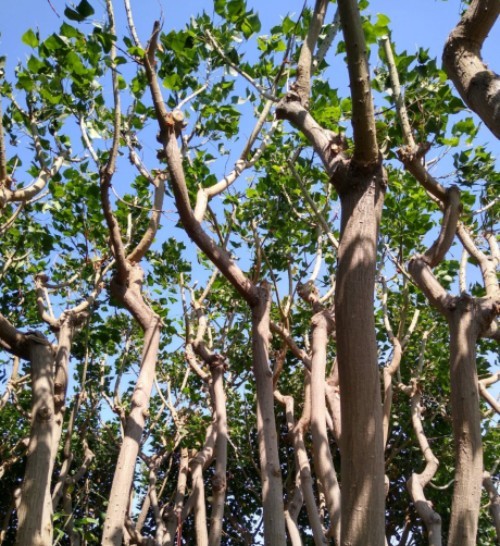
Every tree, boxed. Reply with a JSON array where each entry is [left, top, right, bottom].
[[0, 1, 498, 545]]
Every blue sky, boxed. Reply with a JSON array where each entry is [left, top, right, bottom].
[[1, 0, 499, 68]]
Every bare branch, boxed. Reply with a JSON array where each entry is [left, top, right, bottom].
[[288, 159, 339, 249], [127, 173, 167, 263], [143, 34, 258, 305], [457, 223, 498, 297], [124, 0, 142, 48], [295, 0, 329, 107], [337, 0, 378, 165], [478, 373, 500, 414], [406, 380, 442, 545], [423, 186, 461, 268], [381, 37, 415, 149]]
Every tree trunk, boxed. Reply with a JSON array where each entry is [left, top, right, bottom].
[[251, 282, 287, 546], [16, 341, 56, 546], [334, 165, 386, 546], [310, 310, 341, 544], [208, 361, 228, 546], [102, 315, 161, 546], [447, 296, 483, 546]]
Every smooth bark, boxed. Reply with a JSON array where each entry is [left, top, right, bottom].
[[406, 383, 442, 546], [208, 361, 228, 546], [443, 0, 500, 138], [251, 283, 287, 546], [102, 265, 162, 546], [310, 310, 341, 544]]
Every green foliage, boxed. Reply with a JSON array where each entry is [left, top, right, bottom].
[[0, 1, 498, 543]]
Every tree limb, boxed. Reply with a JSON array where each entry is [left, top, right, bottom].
[[443, 0, 500, 138]]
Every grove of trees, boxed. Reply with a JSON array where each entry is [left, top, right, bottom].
[[0, 0, 498, 545]]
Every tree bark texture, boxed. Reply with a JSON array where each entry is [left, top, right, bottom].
[[442, 0, 500, 138], [208, 361, 228, 546], [16, 342, 56, 546], [251, 282, 287, 546], [447, 296, 483, 546], [334, 164, 386, 546], [310, 310, 341, 544], [102, 266, 162, 546]]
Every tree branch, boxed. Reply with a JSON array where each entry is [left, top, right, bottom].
[[443, 0, 500, 138], [337, 0, 378, 165], [295, 0, 329, 107]]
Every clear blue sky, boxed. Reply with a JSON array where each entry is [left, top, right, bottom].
[[1, 0, 499, 70]]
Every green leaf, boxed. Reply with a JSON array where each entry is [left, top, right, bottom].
[[64, 0, 95, 22], [241, 13, 261, 38], [22, 29, 39, 48], [162, 73, 182, 90]]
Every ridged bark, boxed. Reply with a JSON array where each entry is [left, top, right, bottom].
[[447, 297, 483, 546], [334, 164, 386, 546], [16, 342, 56, 546]]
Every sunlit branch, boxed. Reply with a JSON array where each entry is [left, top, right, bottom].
[[457, 223, 498, 297], [79, 117, 99, 165], [337, 0, 378, 165], [459, 246, 468, 293], [313, 12, 340, 74], [270, 321, 312, 370], [442, 0, 500, 138], [194, 111, 278, 222], [383, 38, 448, 203], [5, 155, 65, 206], [123, 0, 142, 48], [0, 203, 23, 235], [478, 373, 500, 414], [127, 173, 167, 263], [176, 83, 209, 111], [473, 195, 499, 215], [296, 0, 329, 107]]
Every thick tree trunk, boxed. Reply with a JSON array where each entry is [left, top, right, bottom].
[[334, 165, 386, 546], [447, 296, 483, 546], [251, 282, 286, 546], [16, 342, 56, 546]]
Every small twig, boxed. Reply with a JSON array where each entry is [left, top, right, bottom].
[[205, 29, 278, 102], [176, 83, 209, 111], [124, 0, 141, 48]]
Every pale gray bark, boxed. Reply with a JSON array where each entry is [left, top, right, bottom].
[[102, 266, 162, 546], [208, 361, 228, 546], [251, 283, 287, 546], [310, 310, 341, 544]]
